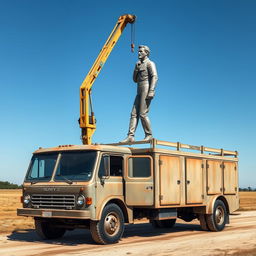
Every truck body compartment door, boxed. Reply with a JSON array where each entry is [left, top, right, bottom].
[[159, 155, 181, 205], [186, 158, 204, 204], [223, 162, 237, 194], [207, 160, 223, 194]]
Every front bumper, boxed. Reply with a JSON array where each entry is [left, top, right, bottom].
[[17, 208, 91, 219]]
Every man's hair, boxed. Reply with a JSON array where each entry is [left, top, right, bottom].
[[139, 45, 150, 56]]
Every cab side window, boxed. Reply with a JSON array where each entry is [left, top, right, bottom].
[[109, 156, 123, 176], [98, 155, 123, 177], [128, 157, 151, 177]]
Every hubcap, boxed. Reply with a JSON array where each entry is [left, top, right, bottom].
[[104, 212, 120, 236], [215, 206, 224, 225]]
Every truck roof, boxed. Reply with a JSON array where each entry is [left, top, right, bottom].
[[34, 144, 132, 154], [34, 139, 238, 161]]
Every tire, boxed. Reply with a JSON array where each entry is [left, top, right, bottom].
[[90, 203, 125, 244], [35, 219, 66, 239], [198, 214, 209, 231], [151, 219, 176, 228], [206, 200, 227, 232]]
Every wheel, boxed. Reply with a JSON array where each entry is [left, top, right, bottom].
[[90, 203, 125, 244], [206, 200, 227, 231], [35, 219, 66, 239], [150, 219, 176, 228]]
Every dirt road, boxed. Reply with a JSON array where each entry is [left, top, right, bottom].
[[0, 211, 256, 256]]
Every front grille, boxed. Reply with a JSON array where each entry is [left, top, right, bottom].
[[31, 194, 75, 209]]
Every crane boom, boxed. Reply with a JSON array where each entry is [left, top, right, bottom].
[[79, 14, 136, 145]]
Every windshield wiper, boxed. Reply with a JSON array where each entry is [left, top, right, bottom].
[[31, 180, 39, 185], [56, 174, 73, 184], [29, 176, 51, 185]]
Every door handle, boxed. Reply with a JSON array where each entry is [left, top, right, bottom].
[[146, 186, 153, 190], [187, 180, 190, 185]]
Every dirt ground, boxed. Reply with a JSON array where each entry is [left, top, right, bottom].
[[0, 190, 256, 256]]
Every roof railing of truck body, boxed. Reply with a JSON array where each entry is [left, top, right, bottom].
[[107, 138, 238, 158]]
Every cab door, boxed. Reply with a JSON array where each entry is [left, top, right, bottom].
[[125, 156, 154, 206]]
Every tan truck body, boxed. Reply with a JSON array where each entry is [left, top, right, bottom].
[[17, 139, 239, 244]]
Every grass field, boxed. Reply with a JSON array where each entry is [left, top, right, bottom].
[[238, 191, 256, 211], [0, 189, 255, 234], [0, 189, 34, 233]]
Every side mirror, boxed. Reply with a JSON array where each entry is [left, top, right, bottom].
[[103, 155, 110, 178]]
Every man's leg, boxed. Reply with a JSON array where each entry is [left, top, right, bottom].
[[120, 95, 139, 143], [128, 95, 140, 137], [139, 87, 153, 140]]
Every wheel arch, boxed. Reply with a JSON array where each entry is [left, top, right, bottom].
[[97, 197, 130, 223], [107, 199, 129, 223], [207, 195, 230, 215]]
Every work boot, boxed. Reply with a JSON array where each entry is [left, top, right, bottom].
[[120, 136, 135, 143], [143, 135, 153, 141]]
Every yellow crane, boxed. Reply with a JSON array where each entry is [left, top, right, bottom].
[[79, 14, 136, 145]]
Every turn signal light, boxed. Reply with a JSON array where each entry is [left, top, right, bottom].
[[20, 196, 23, 203], [86, 197, 92, 205]]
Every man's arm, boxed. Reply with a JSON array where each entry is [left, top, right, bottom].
[[147, 61, 158, 99]]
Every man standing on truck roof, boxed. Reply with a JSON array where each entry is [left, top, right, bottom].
[[121, 45, 158, 143]]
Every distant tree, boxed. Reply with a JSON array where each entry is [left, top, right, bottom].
[[239, 187, 256, 192], [0, 181, 22, 189]]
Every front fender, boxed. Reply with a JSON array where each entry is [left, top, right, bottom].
[[95, 196, 133, 223]]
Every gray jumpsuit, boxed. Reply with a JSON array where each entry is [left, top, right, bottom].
[[127, 57, 158, 137]]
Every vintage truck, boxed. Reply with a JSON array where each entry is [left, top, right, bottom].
[[17, 139, 239, 244]]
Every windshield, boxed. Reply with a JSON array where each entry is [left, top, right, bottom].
[[25, 153, 58, 182], [54, 151, 97, 182]]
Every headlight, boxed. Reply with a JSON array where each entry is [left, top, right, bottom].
[[24, 194, 31, 205], [77, 195, 85, 206]]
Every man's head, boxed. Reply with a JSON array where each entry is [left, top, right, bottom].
[[138, 45, 150, 60]]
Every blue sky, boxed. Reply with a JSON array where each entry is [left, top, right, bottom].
[[0, 0, 255, 187]]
